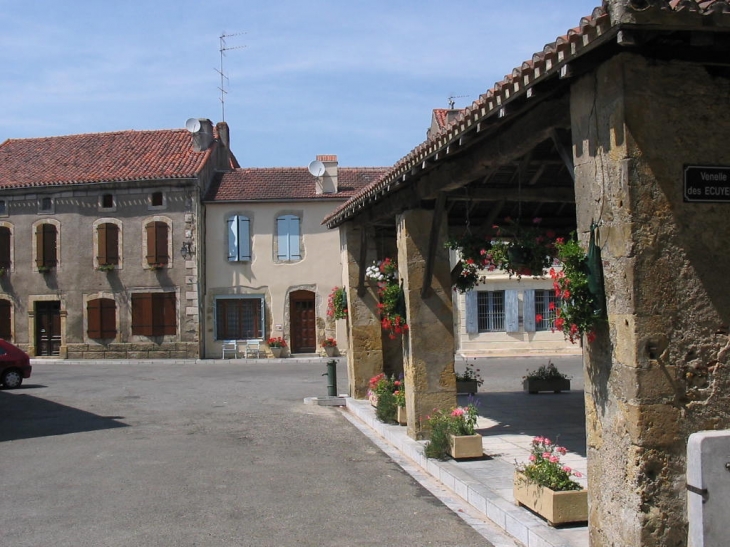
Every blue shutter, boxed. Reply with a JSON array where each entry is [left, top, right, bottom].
[[238, 217, 250, 261], [523, 289, 536, 332], [465, 291, 478, 334], [289, 217, 300, 259], [227, 216, 238, 261], [277, 217, 289, 259], [505, 290, 519, 333]]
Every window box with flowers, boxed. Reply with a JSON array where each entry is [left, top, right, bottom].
[[523, 361, 570, 394], [321, 337, 337, 357], [549, 228, 606, 344], [267, 337, 287, 358], [514, 436, 586, 526], [97, 263, 116, 272], [326, 287, 348, 320], [148, 262, 166, 271], [425, 403, 482, 460], [37, 265, 54, 274], [366, 258, 408, 339], [455, 360, 484, 395]]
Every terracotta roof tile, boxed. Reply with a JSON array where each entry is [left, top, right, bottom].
[[204, 166, 390, 202], [324, 0, 730, 227], [0, 129, 214, 189]]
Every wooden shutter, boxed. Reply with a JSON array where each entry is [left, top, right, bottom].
[[0, 299, 11, 340], [98, 223, 119, 265], [88, 299, 102, 338], [505, 289, 519, 333], [132, 293, 153, 336], [89, 298, 117, 339], [465, 291, 478, 334], [154, 292, 176, 336], [36, 224, 57, 267], [0, 227, 10, 269], [523, 289, 536, 332], [146, 222, 168, 265]]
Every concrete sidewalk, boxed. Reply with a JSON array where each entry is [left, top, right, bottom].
[[344, 370, 589, 547]]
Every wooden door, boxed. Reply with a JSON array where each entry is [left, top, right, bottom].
[[290, 290, 315, 353], [36, 301, 61, 356]]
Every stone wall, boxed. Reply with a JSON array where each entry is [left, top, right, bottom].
[[572, 52, 730, 546]]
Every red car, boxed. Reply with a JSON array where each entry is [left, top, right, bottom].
[[0, 339, 32, 389]]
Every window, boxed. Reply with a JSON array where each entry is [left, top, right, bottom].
[[131, 293, 176, 336], [39, 197, 53, 212], [151, 192, 164, 207], [36, 223, 57, 268], [0, 299, 11, 340], [477, 291, 505, 332], [276, 214, 301, 261], [87, 298, 117, 339], [146, 221, 168, 266], [534, 289, 559, 331], [215, 297, 263, 340], [0, 200, 6, 215], [97, 223, 119, 266], [227, 215, 251, 262], [0, 226, 10, 269], [101, 194, 114, 209]]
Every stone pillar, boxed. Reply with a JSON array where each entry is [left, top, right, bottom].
[[571, 53, 730, 546], [397, 209, 456, 439], [342, 222, 384, 398]]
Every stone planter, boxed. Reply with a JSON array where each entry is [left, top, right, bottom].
[[513, 471, 587, 526], [397, 405, 407, 425], [456, 379, 479, 395], [270, 347, 283, 358], [522, 378, 570, 393], [449, 433, 483, 459], [324, 346, 336, 357]]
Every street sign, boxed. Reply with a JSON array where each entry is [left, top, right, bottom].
[[684, 165, 730, 203]]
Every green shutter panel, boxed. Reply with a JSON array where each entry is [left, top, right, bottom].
[[523, 290, 536, 332]]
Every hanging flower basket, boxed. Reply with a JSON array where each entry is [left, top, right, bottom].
[[326, 287, 348, 320], [368, 258, 408, 338]]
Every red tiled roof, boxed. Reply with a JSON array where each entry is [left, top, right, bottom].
[[324, 0, 730, 228], [432, 109, 449, 130], [205, 167, 390, 202], [0, 129, 215, 189]]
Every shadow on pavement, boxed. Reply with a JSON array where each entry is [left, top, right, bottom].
[[0, 390, 127, 442]]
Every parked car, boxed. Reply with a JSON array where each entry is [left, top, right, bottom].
[[0, 339, 32, 389]]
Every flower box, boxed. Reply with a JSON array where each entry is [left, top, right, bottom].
[[449, 433, 483, 459], [522, 378, 570, 394], [397, 405, 407, 425], [456, 379, 479, 395], [513, 471, 587, 526]]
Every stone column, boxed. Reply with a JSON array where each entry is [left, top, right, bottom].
[[396, 209, 456, 439], [571, 53, 730, 546], [342, 222, 384, 398]]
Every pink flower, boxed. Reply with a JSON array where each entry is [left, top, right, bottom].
[[451, 408, 465, 417], [529, 454, 536, 462], [574, 471, 583, 478], [556, 446, 567, 455], [543, 438, 552, 446], [549, 455, 560, 463], [562, 466, 572, 474], [542, 452, 551, 459]]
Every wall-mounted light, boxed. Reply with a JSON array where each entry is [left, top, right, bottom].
[[180, 241, 194, 260]]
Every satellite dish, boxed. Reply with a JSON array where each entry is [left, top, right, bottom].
[[185, 118, 201, 133], [308, 160, 326, 177]]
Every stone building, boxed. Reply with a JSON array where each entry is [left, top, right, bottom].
[[324, 1, 730, 545], [202, 155, 387, 358], [0, 119, 234, 358]]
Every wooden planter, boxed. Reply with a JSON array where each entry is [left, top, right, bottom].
[[523, 378, 570, 394], [449, 434, 483, 459], [397, 405, 407, 425], [456, 379, 479, 395], [513, 472, 587, 526]]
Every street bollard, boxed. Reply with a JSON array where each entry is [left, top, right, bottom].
[[322, 359, 337, 396]]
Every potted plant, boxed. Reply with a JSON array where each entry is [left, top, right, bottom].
[[149, 262, 166, 271], [266, 337, 287, 358], [445, 234, 492, 293], [37, 265, 54, 273], [321, 337, 337, 357], [425, 403, 482, 460], [367, 373, 403, 424], [366, 258, 408, 338], [326, 287, 348, 320], [523, 361, 570, 393], [514, 436, 586, 526], [550, 232, 606, 344], [455, 360, 483, 394], [97, 263, 115, 272], [394, 383, 407, 425]]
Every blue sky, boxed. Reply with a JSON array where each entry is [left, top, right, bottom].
[[1, 1, 599, 168]]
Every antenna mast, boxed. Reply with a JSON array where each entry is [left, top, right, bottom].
[[447, 94, 469, 109], [215, 32, 246, 122]]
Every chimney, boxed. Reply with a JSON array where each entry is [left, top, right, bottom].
[[191, 118, 214, 152], [316, 155, 338, 194]]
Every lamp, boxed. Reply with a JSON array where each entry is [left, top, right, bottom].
[[180, 241, 194, 259]]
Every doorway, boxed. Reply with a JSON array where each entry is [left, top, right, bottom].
[[35, 301, 61, 356], [290, 290, 315, 353]]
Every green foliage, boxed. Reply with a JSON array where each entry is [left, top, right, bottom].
[[424, 404, 479, 460], [523, 360, 569, 381], [516, 437, 582, 491], [375, 390, 398, 424], [327, 287, 348, 320]]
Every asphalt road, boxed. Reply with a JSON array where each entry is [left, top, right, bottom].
[[0, 360, 492, 547]]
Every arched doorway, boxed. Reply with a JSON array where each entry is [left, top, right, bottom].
[[289, 290, 315, 353]]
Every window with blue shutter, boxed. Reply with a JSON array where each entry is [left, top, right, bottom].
[[477, 291, 505, 332], [465, 291, 478, 334], [523, 289, 536, 332], [276, 215, 301, 261], [505, 290, 519, 333], [227, 215, 251, 262]]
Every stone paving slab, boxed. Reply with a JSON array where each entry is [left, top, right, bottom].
[[345, 398, 589, 547]]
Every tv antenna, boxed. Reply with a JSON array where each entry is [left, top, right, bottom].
[[215, 32, 246, 122], [448, 94, 469, 109]]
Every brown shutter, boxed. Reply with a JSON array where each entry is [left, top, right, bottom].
[[0, 299, 11, 340], [132, 293, 153, 336], [36, 225, 45, 267], [37, 224, 57, 267], [100, 298, 117, 338], [153, 292, 176, 336], [106, 224, 119, 264], [88, 299, 101, 338], [155, 222, 168, 265], [146, 224, 156, 264], [0, 227, 10, 269], [97, 224, 108, 264]]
